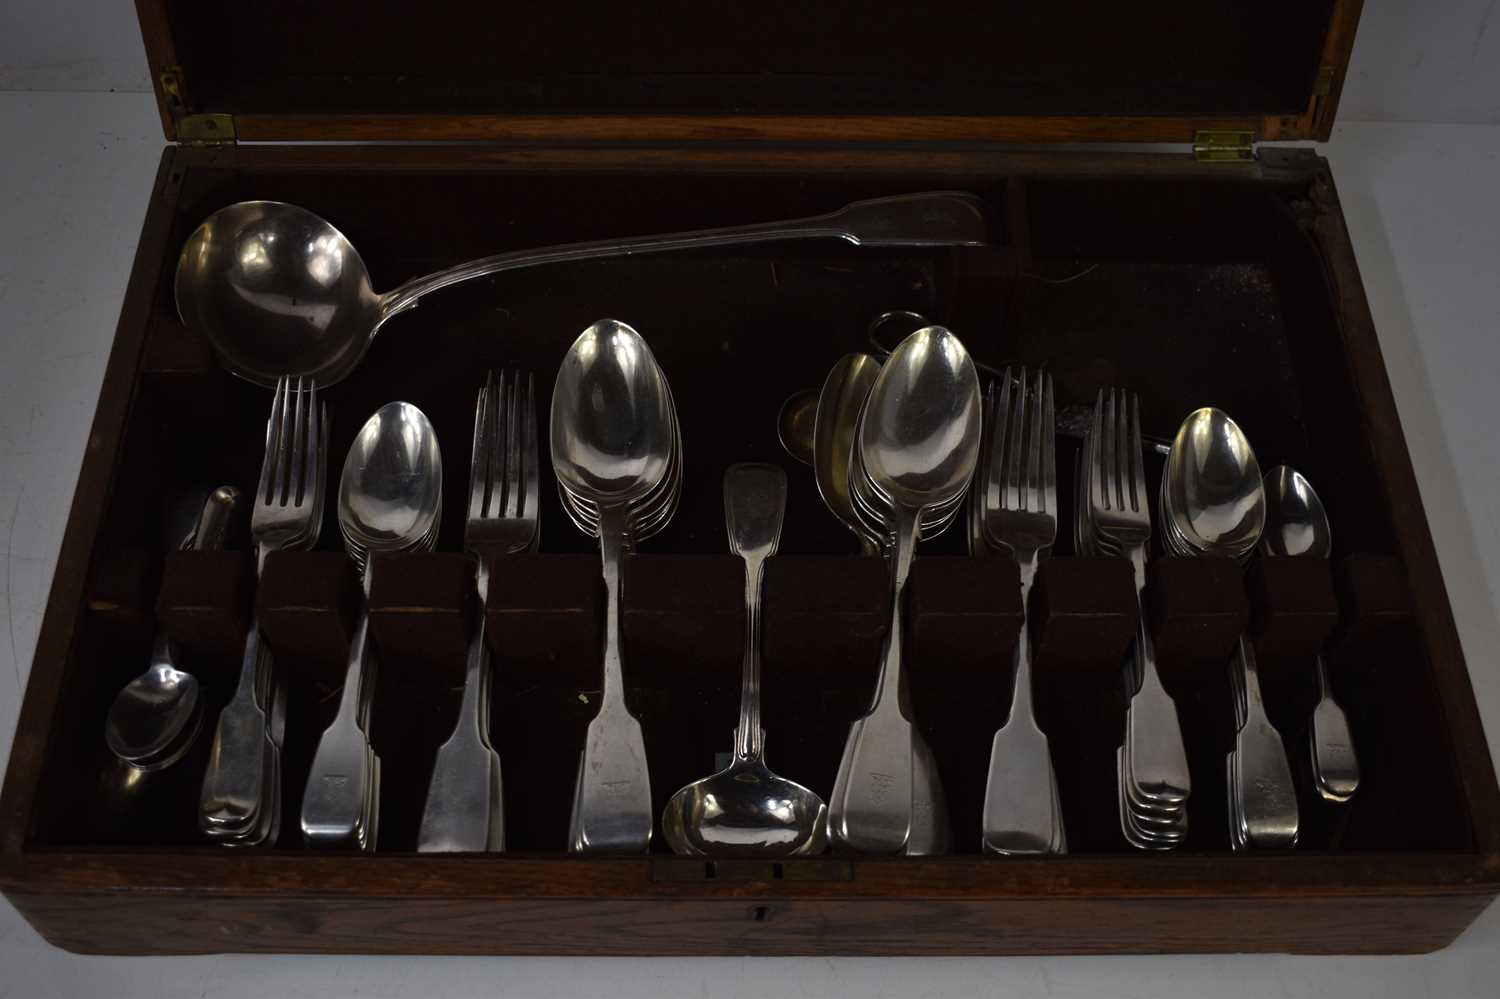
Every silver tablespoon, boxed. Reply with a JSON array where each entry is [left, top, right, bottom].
[[811, 354, 951, 852], [662, 464, 828, 856], [828, 326, 981, 853], [176, 194, 989, 389], [1259, 464, 1359, 802], [301, 402, 443, 849], [1162, 409, 1296, 847], [105, 486, 241, 768], [552, 319, 675, 853]]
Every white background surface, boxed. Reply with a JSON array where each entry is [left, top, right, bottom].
[[2, 4, 1500, 997]]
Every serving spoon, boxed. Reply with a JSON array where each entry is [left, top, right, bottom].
[[176, 193, 989, 388], [662, 464, 827, 856]]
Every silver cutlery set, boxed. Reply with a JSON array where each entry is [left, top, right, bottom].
[[105, 312, 1358, 855]]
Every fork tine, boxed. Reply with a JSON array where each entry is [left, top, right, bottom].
[[1116, 389, 1131, 514], [1129, 391, 1147, 516], [306, 380, 321, 502], [1042, 372, 1056, 515], [985, 376, 1004, 513], [490, 370, 509, 519], [503, 370, 523, 520], [1003, 367, 1026, 511], [277, 372, 296, 506], [289, 377, 308, 507], [522, 372, 539, 537], [468, 373, 493, 523], [1102, 386, 1117, 512], [260, 377, 288, 506], [1025, 369, 1042, 512], [1088, 389, 1105, 518]]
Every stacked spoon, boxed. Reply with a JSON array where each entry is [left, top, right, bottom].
[[551, 319, 682, 852], [811, 350, 953, 854], [1159, 408, 1297, 849], [302, 402, 443, 850], [827, 326, 980, 854]]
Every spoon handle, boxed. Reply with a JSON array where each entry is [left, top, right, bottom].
[[569, 503, 654, 853], [378, 193, 987, 319]]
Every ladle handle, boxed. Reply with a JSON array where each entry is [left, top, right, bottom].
[[724, 463, 788, 763], [377, 192, 987, 319]]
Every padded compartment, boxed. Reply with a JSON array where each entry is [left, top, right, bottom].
[[156, 550, 254, 665], [257, 550, 360, 677]]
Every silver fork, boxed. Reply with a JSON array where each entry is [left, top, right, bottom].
[[418, 370, 538, 852], [201, 376, 323, 843], [1090, 389, 1191, 806], [980, 368, 1064, 854]]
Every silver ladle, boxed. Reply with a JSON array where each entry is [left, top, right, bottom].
[[175, 194, 989, 388], [662, 464, 828, 856]]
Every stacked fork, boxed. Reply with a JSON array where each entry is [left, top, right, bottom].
[[200, 376, 325, 847], [1077, 389, 1192, 849], [418, 370, 539, 852], [974, 367, 1066, 854]]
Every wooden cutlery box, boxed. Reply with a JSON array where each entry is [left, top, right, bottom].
[[2, 0, 1498, 955]]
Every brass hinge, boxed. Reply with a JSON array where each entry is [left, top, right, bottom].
[[178, 113, 237, 145], [1193, 130, 1255, 163], [160, 66, 236, 145], [159, 67, 189, 114], [1313, 65, 1336, 97]]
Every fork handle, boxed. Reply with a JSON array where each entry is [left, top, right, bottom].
[[1005, 561, 1039, 724], [199, 621, 271, 833]]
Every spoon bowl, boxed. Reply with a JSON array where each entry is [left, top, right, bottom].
[[1163, 407, 1265, 558], [550, 320, 674, 509], [776, 389, 819, 465], [859, 328, 983, 514], [1259, 465, 1332, 559], [663, 760, 829, 856], [176, 202, 383, 389], [337, 402, 444, 555]]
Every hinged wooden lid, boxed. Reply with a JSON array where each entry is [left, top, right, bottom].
[[138, 0, 1362, 145]]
